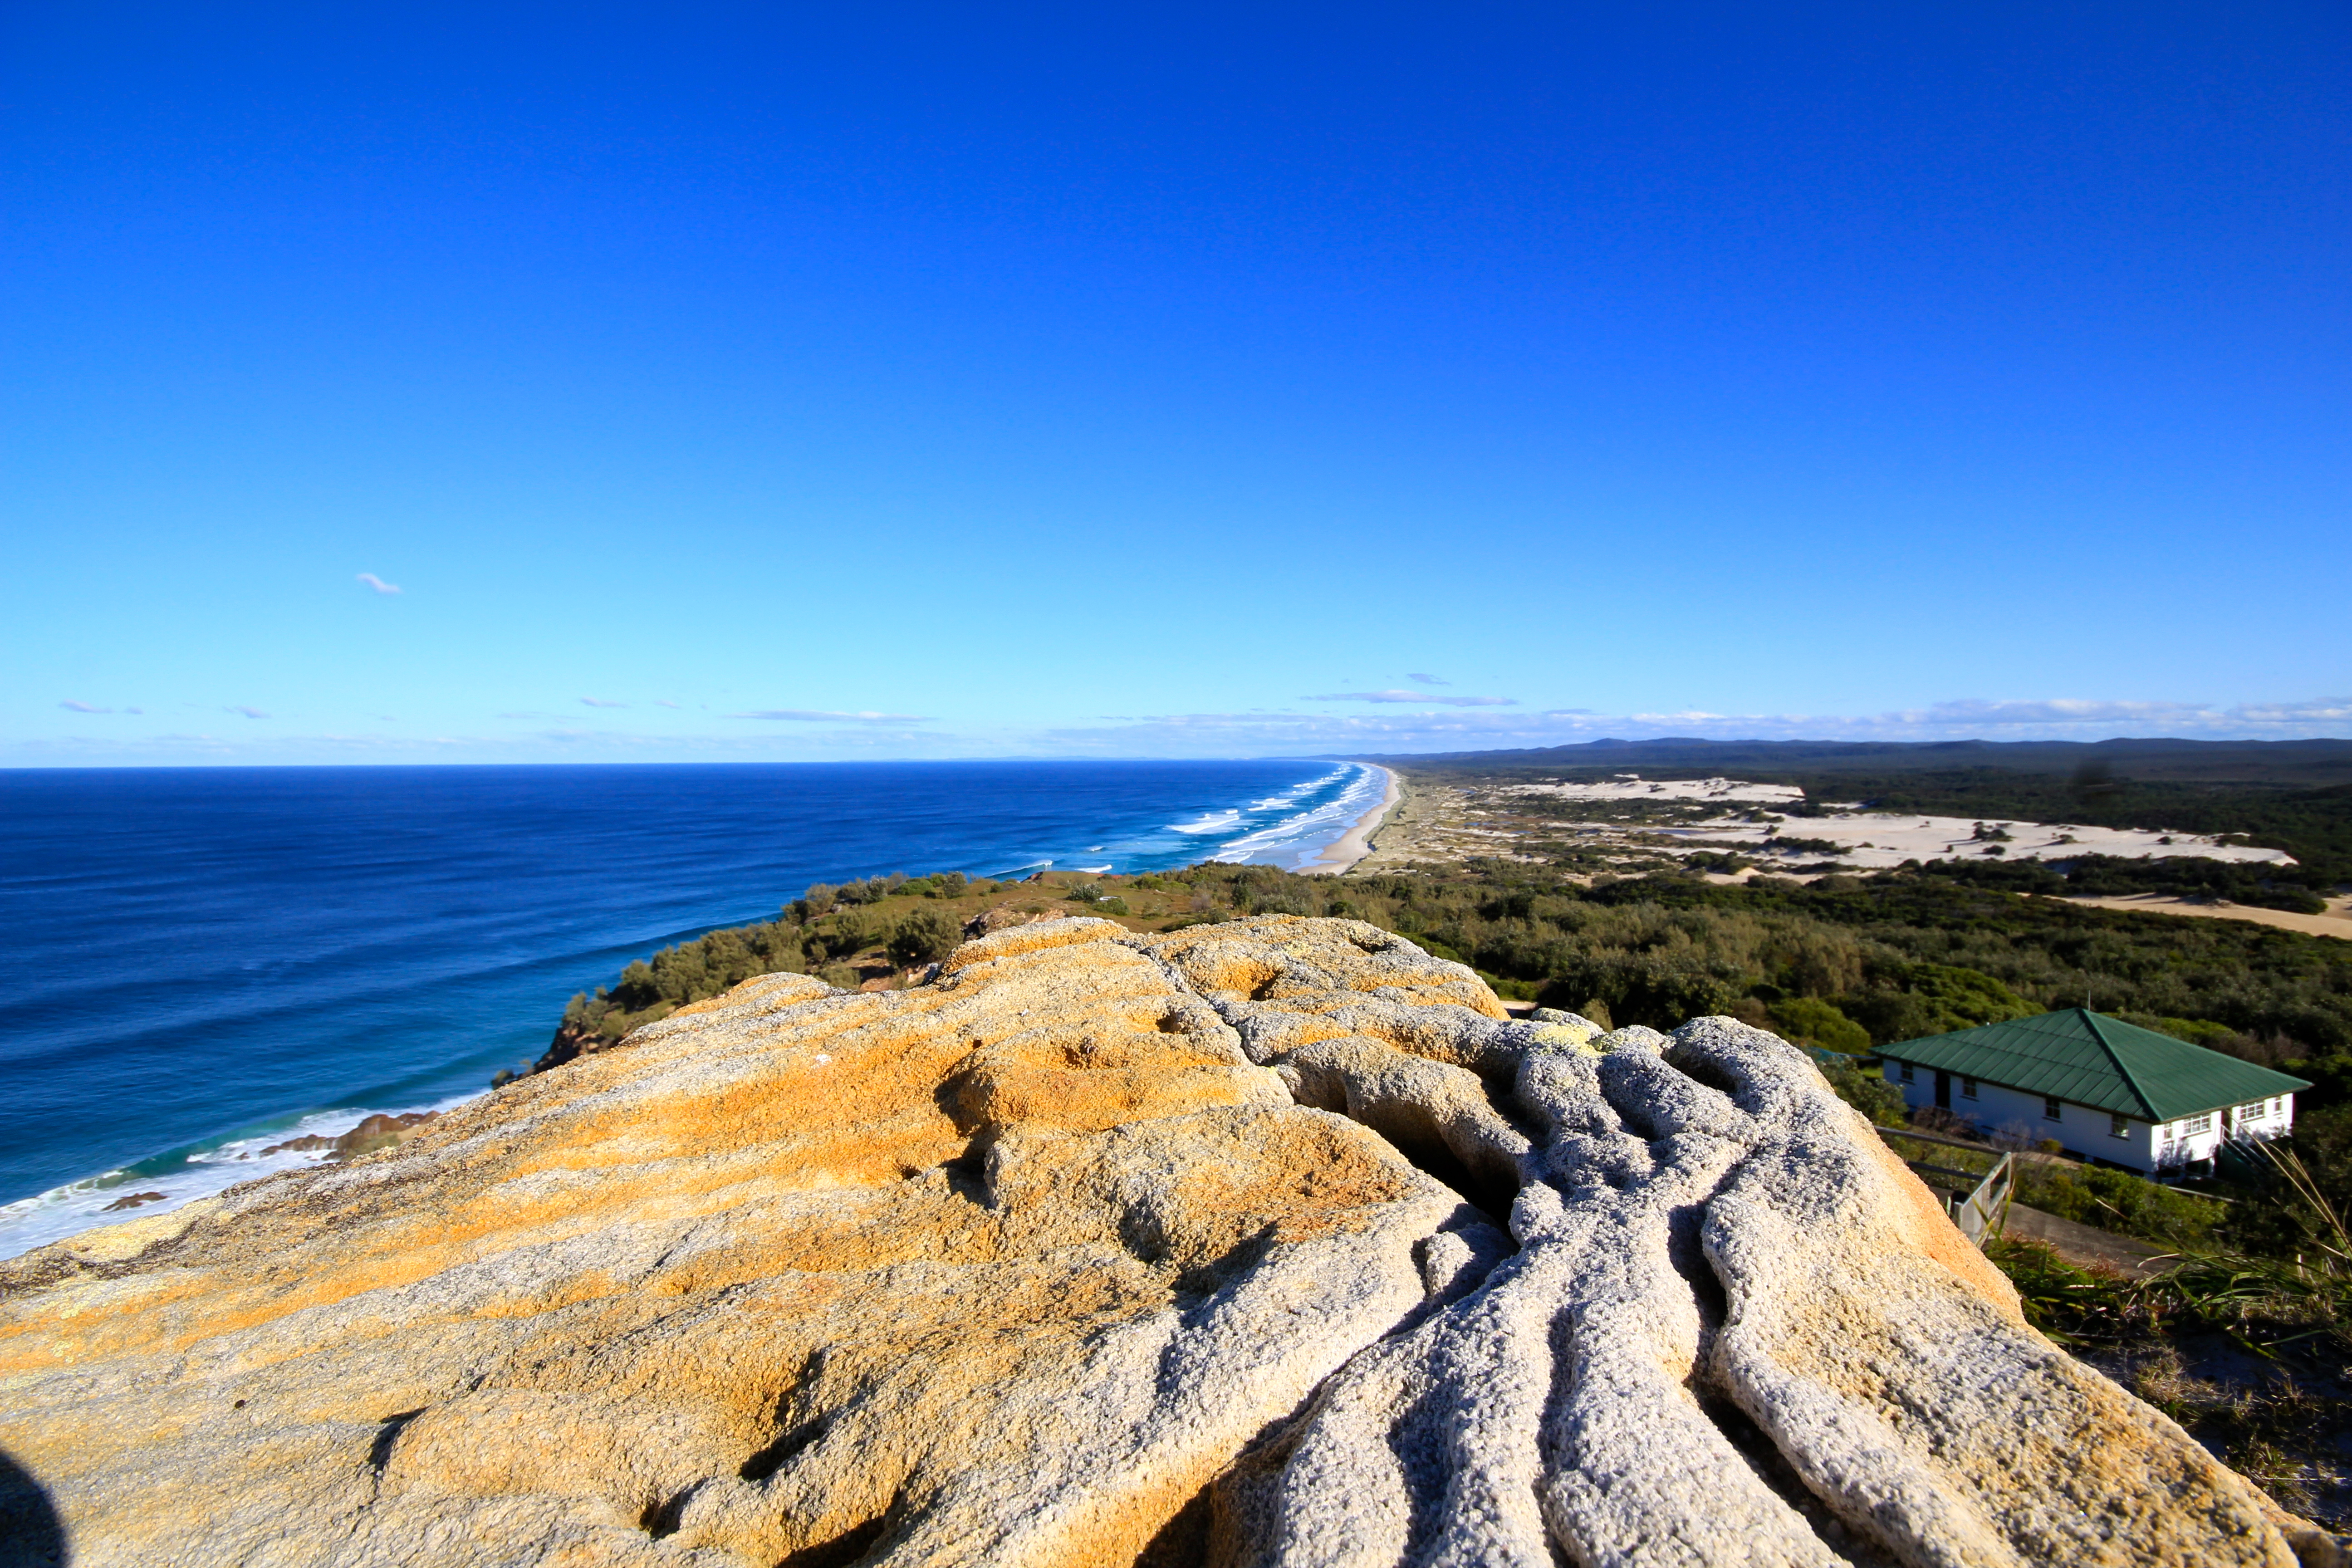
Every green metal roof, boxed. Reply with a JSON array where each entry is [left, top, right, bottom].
[[1877, 1009, 2310, 1124]]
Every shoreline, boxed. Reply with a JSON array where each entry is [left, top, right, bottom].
[[1300, 765, 1401, 876], [0, 1092, 483, 1263]]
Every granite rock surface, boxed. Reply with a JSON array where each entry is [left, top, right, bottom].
[[0, 915, 2334, 1568]]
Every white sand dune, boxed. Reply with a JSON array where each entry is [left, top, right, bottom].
[[1498, 774, 2292, 869], [1504, 777, 1805, 805], [1664, 808, 2293, 869]]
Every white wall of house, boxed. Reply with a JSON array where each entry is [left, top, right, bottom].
[[1878, 1059, 2295, 1174]]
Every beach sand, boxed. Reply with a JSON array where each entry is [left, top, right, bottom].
[[1300, 765, 1401, 875]]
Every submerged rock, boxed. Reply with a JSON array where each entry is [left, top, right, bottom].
[[0, 916, 2333, 1567], [96, 1191, 166, 1213], [258, 1108, 443, 1161]]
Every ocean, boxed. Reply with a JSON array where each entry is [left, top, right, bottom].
[[0, 757, 1386, 1258]]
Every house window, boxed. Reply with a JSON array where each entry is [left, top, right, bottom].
[[2110, 1114, 2130, 1139], [1899, 1062, 1915, 1084], [1961, 1078, 1978, 1099], [2238, 1101, 2266, 1123], [2182, 1112, 2213, 1135], [2043, 1097, 2062, 1122]]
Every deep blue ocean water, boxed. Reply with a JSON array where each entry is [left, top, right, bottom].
[[0, 758, 1383, 1256]]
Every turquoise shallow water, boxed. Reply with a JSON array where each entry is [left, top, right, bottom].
[[0, 758, 1381, 1256]]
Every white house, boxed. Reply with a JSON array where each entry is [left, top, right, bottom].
[[1876, 1008, 2307, 1175]]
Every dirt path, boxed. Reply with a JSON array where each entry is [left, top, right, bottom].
[[2003, 1203, 2174, 1278]]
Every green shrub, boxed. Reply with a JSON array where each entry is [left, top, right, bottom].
[[1821, 1057, 1908, 1127], [1769, 996, 1872, 1054], [2112, 1012, 2240, 1051], [888, 908, 962, 967], [1840, 962, 2040, 1044], [2013, 1162, 2225, 1250]]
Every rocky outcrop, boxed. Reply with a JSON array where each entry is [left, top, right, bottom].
[[258, 1109, 444, 1161], [533, 1014, 604, 1073], [0, 916, 2333, 1567]]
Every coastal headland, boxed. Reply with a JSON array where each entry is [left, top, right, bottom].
[[1, 913, 2335, 1566]]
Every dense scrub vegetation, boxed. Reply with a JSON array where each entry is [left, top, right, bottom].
[[1905, 850, 2338, 915], [554, 871, 1000, 1047], [539, 855, 2348, 1237], [1175, 860, 2352, 1052]]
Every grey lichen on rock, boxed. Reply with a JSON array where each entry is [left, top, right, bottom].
[[0, 915, 2334, 1567]]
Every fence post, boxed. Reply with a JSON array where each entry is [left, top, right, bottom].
[[1954, 1152, 2014, 1247]]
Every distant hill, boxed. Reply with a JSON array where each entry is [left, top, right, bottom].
[[1358, 736, 2352, 785]]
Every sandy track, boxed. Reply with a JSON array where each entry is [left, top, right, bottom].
[[2051, 892, 2352, 943]]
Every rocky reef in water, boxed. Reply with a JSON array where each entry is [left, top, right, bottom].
[[0, 915, 2339, 1567]]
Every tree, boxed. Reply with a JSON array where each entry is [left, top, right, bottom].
[[889, 907, 962, 967]]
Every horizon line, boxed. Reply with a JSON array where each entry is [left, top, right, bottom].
[[4, 733, 2351, 773]]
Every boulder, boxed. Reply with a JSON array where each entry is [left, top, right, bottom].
[[0, 916, 2332, 1568]]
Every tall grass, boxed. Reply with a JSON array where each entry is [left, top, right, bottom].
[[1991, 1143, 2347, 1360]]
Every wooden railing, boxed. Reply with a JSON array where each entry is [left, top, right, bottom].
[[1874, 1125, 2013, 1247], [1948, 1153, 2015, 1245]]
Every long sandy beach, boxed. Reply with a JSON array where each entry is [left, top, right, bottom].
[[1301, 765, 1400, 875]]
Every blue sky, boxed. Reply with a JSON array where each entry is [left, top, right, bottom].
[[6, 2, 2347, 764]]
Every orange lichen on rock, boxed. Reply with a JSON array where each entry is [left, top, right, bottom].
[[0, 915, 2333, 1568], [0, 917, 1482, 1568]]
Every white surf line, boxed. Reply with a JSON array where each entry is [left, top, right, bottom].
[[0, 1090, 485, 1262], [1299, 764, 1401, 875], [1209, 767, 1380, 867]]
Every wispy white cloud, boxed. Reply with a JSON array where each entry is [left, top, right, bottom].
[[1894, 697, 2352, 729], [230, 706, 269, 719], [15, 691, 2346, 767], [1407, 673, 1450, 686], [2231, 698, 2352, 725], [654, 699, 681, 708], [1305, 690, 1517, 707], [735, 708, 934, 723], [59, 700, 109, 713], [1033, 692, 2352, 758], [580, 697, 627, 709], [356, 573, 402, 595]]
